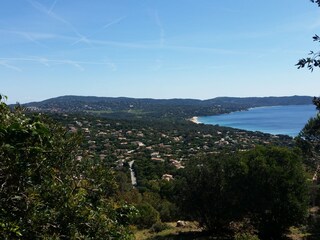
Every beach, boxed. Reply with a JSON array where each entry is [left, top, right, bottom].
[[189, 116, 200, 124]]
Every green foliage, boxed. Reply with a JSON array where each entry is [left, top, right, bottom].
[[299, 114, 320, 142], [296, 31, 320, 72], [177, 146, 309, 239], [243, 147, 309, 239], [297, 114, 320, 169], [177, 154, 248, 233], [134, 203, 160, 229], [150, 221, 170, 233], [0, 96, 134, 239], [296, 1, 320, 72], [235, 233, 260, 240], [311, 0, 320, 7]]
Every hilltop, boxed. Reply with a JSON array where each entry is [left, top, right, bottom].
[[21, 95, 313, 120]]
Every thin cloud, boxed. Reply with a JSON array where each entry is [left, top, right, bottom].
[[0, 29, 51, 47], [0, 29, 75, 43], [62, 60, 84, 71], [22, 32, 48, 48], [1, 28, 245, 54], [27, 0, 92, 46], [0, 61, 22, 72], [28, 56, 51, 66], [48, 0, 58, 14], [72, 16, 126, 46], [70, 35, 92, 46], [102, 16, 126, 30], [0, 57, 119, 72], [154, 11, 165, 46]]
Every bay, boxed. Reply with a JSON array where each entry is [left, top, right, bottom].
[[198, 105, 318, 137]]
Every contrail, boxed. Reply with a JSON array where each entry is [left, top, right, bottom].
[[154, 11, 165, 46], [72, 16, 126, 46], [103, 16, 126, 30], [22, 32, 48, 48], [0, 57, 119, 72], [0, 61, 22, 72], [27, 0, 92, 46], [48, 0, 58, 14]]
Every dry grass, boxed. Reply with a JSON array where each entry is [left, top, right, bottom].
[[134, 221, 204, 240]]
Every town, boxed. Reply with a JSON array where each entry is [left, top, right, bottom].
[[54, 113, 294, 188]]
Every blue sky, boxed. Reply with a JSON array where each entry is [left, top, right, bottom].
[[1, 0, 320, 103]]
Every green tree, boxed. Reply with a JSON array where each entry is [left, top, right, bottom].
[[296, 1, 320, 110], [243, 147, 309, 239], [177, 154, 248, 234], [296, 1, 320, 73], [134, 203, 160, 229], [0, 96, 134, 239], [296, 115, 320, 169], [177, 146, 309, 239]]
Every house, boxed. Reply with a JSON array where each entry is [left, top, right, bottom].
[[162, 174, 174, 181], [151, 157, 165, 162]]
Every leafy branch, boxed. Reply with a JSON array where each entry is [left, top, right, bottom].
[[311, 0, 320, 7], [296, 35, 320, 72]]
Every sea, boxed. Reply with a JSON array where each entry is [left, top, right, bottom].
[[198, 105, 318, 137]]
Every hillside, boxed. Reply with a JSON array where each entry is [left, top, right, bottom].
[[21, 95, 313, 120]]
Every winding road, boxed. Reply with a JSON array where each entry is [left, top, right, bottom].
[[128, 160, 137, 187]]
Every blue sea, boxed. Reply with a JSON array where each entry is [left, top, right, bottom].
[[198, 105, 318, 137]]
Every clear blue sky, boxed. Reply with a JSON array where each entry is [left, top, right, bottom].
[[1, 0, 320, 103]]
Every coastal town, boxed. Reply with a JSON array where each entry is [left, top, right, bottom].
[[55, 113, 294, 187]]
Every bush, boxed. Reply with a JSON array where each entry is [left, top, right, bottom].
[[150, 222, 170, 233], [235, 233, 260, 240], [134, 203, 160, 229], [0, 96, 134, 239], [177, 146, 309, 239]]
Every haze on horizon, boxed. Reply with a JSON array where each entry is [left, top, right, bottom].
[[2, 0, 320, 104]]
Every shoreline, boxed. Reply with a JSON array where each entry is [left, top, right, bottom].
[[189, 116, 200, 124]]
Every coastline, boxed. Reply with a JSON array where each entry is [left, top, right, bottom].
[[196, 104, 316, 137], [190, 116, 200, 124]]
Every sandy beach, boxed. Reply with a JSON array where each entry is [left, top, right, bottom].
[[189, 116, 200, 124]]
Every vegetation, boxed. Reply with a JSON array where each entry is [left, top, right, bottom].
[[296, 1, 320, 109], [1, 92, 317, 239], [22, 95, 312, 120], [177, 146, 309, 239], [0, 95, 135, 239], [296, 2, 320, 238]]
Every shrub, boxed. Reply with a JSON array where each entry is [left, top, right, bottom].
[[235, 233, 260, 240], [134, 203, 160, 229], [150, 222, 170, 233]]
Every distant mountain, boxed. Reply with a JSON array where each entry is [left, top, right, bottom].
[[21, 95, 313, 120]]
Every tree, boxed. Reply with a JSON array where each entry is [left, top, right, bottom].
[[133, 203, 160, 229], [311, 0, 320, 7], [297, 115, 320, 168], [177, 147, 309, 239], [243, 147, 309, 239], [296, 34, 320, 73], [296, 1, 320, 110], [0, 96, 134, 239], [177, 154, 248, 234], [296, 1, 320, 71]]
